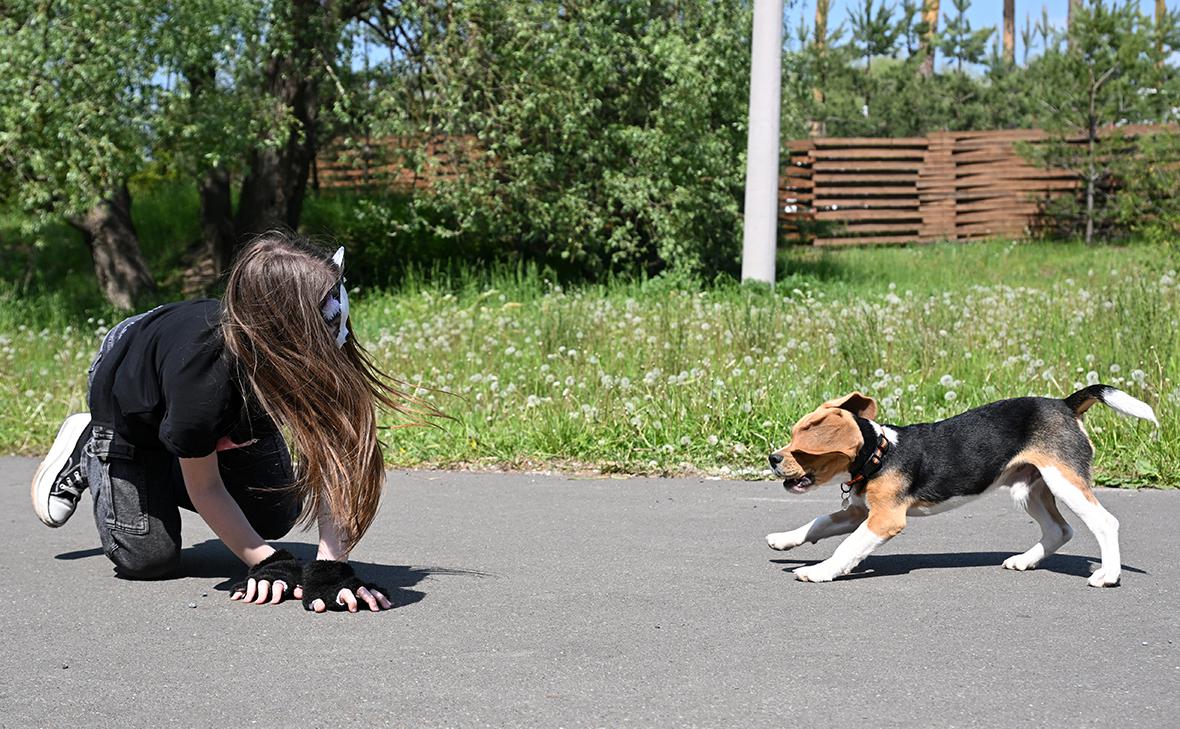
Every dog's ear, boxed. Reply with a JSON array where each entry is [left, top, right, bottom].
[[822, 391, 878, 420], [791, 409, 861, 459]]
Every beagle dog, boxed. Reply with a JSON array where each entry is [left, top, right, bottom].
[[765, 385, 1158, 587]]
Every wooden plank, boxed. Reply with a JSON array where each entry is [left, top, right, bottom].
[[956, 209, 1037, 224], [813, 173, 919, 183], [816, 186, 918, 196], [812, 198, 921, 208], [811, 148, 927, 160], [834, 222, 923, 233], [956, 221, 1027, 236], [814, 209, 923, 221], [814, 159, 925, 172], [816, 235, 922, 246], [811, 137, 927, 148]]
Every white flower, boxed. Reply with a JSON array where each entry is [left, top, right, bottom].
[[1109, 364, 1121, 374], [939, 374, 955, 387], [706, 435, 719, 446], [1086, 370, 1100, 385], [944, 391, 958, 402]]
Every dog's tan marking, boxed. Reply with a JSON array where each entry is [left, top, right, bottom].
[[822, 391, 879, 419], [1071, 395, 1098, 415], [864, 471, 910, 539], [1008, 449, 1098, 505], [790, 409, 861, 458]]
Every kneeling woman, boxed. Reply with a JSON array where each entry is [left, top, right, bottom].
[[32, 232, 426, 613]]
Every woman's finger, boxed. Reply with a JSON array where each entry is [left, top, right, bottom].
[[242, 577, 257, 603], [373, 589, 393, 610], [337, 588, 359, 613], [356, 586, 380, 612], [270, 581, 287, 605], [312, 598, 326, 613], [294, 585, 303, 600], [254, 579, 271, 604]]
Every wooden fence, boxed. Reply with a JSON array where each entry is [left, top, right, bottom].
[[316, 127, 1174, 245], [781, 124, 1173, 245], [314, 135, 471, 191]]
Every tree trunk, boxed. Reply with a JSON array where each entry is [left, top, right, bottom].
[[69, 184, 156, 311], [919, 0, 939, 78], [198, 165, 235, 272], [234, 0, 328, 241], [1003, 0, 1015, 65], [1085, 73, 1097, 245], [184, 62, 237, 281], [1158, 0, 1168, 65], [810, 0, 828, 137], [1068, 0, 1082, 50]]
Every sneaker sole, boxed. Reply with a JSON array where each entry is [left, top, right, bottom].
[[31, 413, 92, 527]]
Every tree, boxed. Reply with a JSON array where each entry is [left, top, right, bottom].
[[938, 0, 995, 72], [365, 0, 771, 276], [1003, 0, 1016, 65], [0, 1, 161, 309], [919, 0, 940, 77], [849, 0, 900, 76], [1026, 0, 1169, 242]]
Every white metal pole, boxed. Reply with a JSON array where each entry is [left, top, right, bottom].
[[741, 0, 783, 284]]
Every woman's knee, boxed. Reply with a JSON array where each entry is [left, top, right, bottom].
[[109, 542, 180, 580]]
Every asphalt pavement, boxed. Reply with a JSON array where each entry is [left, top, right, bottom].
[[1, 456, 1177, 728]]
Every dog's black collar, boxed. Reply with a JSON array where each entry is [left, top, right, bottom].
[[844, 417, 890, 494]]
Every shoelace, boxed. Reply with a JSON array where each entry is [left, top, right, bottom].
[[52, 467, 86, 500]]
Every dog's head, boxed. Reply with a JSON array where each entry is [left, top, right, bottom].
[[768, 392, 878, 493]]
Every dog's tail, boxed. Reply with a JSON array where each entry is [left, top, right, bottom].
[[1064, 384, 1158, 426]]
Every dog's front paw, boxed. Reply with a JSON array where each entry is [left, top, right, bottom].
[[1002, 552, 1039, 571], [793, 564, 836, 583], [1087, 568, 1121, 588], [767, 531, 804, 551]]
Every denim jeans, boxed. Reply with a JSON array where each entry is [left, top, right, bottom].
[[84, 313, 301, 579]]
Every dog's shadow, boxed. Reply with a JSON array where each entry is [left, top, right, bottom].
[[771, 551, 1148, 580], [56, 540, 489, 609]]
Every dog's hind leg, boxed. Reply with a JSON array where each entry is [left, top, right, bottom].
[[1003, 477, 1074, 572], [1038, 464, 1121, 587], [767, 506, 867, 551]]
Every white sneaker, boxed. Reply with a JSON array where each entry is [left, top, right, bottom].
[[31, 413, 92, 527]]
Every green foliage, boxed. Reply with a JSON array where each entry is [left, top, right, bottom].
[[937, 0, 995, 72], [372, 0, 776, 277], [0, 1, 161, 226], [4, 238, 1176, 486], [848, 0, 900, 71], [1022, 1, 1180, 241]]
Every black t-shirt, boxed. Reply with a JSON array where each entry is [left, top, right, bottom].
[[88, 299, 277, 458]]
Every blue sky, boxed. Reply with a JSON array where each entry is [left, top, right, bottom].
[[787, 0, 1178, 69]]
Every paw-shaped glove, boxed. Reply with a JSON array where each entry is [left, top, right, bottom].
[[231, 548, 302, 598], [301, 559, 387, 612]]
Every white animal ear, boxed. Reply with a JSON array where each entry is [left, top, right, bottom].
[[331, 246, 345, 268]]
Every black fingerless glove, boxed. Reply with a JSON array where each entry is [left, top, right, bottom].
[[301, 559, 385, 611], [231, 548, 302, 595]]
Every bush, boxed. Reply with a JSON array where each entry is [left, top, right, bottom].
[[378, 1, 790, 278]]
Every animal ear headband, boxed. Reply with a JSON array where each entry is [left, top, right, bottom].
[[320, 246, 350, 348]]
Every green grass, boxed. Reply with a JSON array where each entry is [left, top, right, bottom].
[[4, 237, 1174, 486]]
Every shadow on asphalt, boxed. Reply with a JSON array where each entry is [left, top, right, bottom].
[[55, 539, 491, 609], [771, 551, 1147, 579]]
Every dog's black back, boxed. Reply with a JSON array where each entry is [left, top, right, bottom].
[[877, 397, 1093, 503]]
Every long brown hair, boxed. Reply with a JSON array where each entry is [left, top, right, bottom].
[[221, 231, 434, 552]]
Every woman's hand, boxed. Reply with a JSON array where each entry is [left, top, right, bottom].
[[230, 578, 300, 606], [301, 559, 393, 613], [306, 584, 393, 613], [229, 548, 303, 606]]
